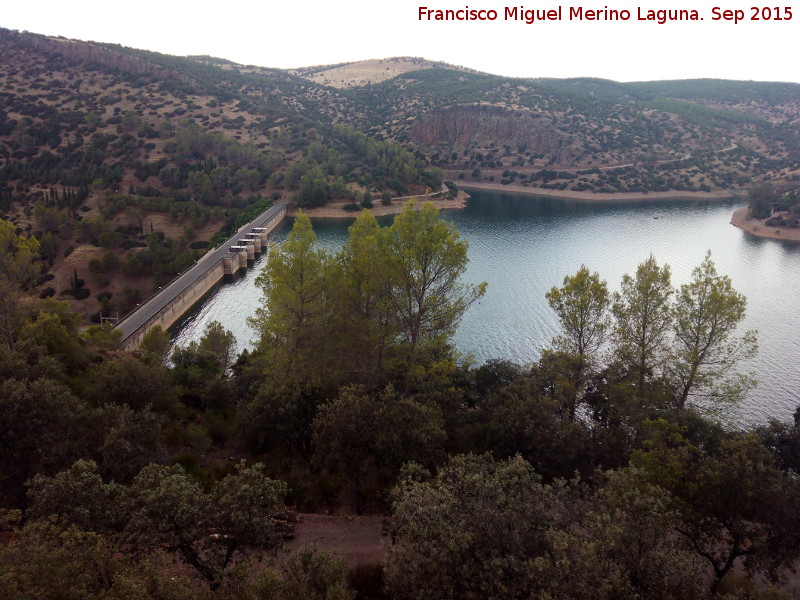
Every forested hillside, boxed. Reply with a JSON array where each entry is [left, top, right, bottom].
[[2, 28, 800, 323], [0, 29, 438, 321]]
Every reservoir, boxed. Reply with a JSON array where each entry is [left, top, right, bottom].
[[173, 190, 800, 426]]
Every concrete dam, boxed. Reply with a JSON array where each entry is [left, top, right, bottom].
[[116, 202, 288, 350]]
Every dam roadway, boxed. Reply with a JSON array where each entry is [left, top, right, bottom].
[[116, 201, 288, 350]]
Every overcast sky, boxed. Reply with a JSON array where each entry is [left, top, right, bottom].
[[4, 0, 798, 83]]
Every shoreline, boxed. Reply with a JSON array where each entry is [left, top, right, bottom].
[[730, 206, 800, 242], [287, 190, 469, 219], [459, 181, 742, 203], [286, 182, 745, 221]]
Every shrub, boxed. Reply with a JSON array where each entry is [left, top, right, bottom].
[[120, 239, 147, 249]]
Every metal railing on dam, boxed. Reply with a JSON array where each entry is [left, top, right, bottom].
[[116, 202, 288, 350]]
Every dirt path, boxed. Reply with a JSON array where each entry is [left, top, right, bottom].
[[282, 514, 387, 566]]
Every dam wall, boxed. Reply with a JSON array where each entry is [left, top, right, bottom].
[[117, 202, 287, 350]]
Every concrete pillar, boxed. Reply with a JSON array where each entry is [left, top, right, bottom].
[[239, 240, 255, 260]]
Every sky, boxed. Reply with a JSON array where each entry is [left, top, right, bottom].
[[3, 0, 799, 83]]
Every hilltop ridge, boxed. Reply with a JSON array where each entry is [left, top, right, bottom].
[[2, 26, 800, 322]]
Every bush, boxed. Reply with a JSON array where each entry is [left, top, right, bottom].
[[120, 239, 147, 249], [343, 202, 360, 212], [39, 287, 55, 299]]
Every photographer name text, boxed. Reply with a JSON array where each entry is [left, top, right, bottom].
[[417, 5, 793, 24]]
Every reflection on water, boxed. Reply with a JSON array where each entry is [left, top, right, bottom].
[[173, 191, 800, 426]]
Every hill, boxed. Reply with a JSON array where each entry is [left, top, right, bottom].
[[0, 29, 437, 321], [290, 56, 477, 88], [1, 27, 799, 323]]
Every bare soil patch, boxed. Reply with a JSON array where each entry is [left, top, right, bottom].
[[290, 191, 469, 220], [282, 513, 387, 567], [296, 57, 470, 89], [730, 206, 800, 242], [460, 181, 740, 203]]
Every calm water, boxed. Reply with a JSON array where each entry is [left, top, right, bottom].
[[173, 191, 800, 425]]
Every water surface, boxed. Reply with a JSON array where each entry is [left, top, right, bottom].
[[174, 191, 800, 425]]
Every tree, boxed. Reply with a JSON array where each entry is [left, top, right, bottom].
[[482, 368, 594, 480], [96, 404, 165, 484], [238, 380, 325, 456], [27, 459, 128, 531], [0, 519, 203, 600], [531, 467, 706, 600], [330, 210, 394, 381], [545, 265, 610, 419], [758, 411, 800, 474], [386, 454, 552, 600], [82, 323, 123, 352], [670, 252, 757, 411], [19, 298, 87, 371], [611, 255, 674, 406], [251, 203, 484, 389], [0, 275, 27, 352], [197, 320, 237, 375], [748, 183, 777, 219], [312, 385, 445, 512], [634, 431, 800, 594], [0, 218, 40, 289], [87, 355, 176, 412], [120, 110, 141, 131], [28, 460, 287, 590], [140, 325, 171, 364], [250, 211, 332, 383], [298, 167, 329, 207], [0, 378, 89, 507], [383, 201, 485, 357]]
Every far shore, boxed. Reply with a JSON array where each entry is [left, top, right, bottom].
[[287, 190, 469, 219], [285, 182, 745, 222], [730, 206, 800, 242], [459, 181, 742, 203]]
